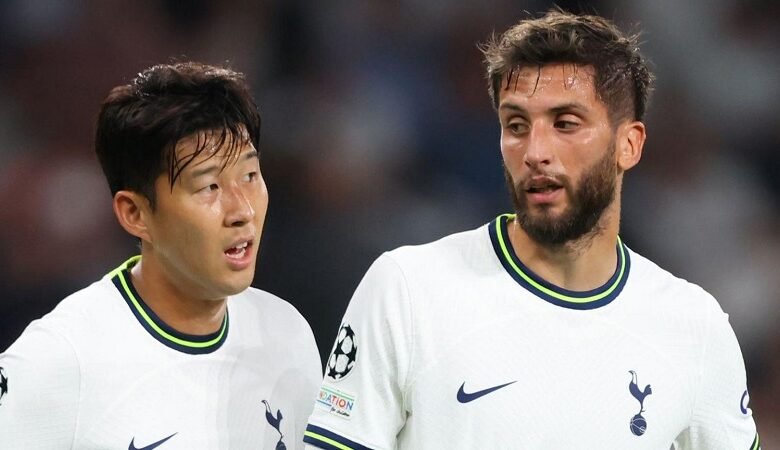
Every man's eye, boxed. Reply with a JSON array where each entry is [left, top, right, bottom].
[[201, 183, 219, 192], [555, 120, 579, 130], [507, 122, 528, 134], [244, 172, 258, 182]]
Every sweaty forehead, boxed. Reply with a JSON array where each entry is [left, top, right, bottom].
[[174, 127, 253, 163], [500, 63, 597, 102]]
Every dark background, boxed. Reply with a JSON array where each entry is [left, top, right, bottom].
[[0, 0, 777, 442]]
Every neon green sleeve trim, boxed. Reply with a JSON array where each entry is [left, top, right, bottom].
[[304, 431, 354, 450]]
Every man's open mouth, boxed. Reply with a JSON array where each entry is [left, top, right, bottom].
[[225, 240, 252, 258]]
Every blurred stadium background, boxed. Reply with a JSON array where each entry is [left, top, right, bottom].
[[0, 0, 777, 442]]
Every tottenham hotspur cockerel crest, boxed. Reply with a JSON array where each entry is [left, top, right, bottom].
[[327, 324, 358, 381]]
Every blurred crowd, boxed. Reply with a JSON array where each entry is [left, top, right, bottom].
[[0, 0, 777, 443]]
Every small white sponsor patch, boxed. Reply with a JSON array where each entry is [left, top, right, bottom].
[[316, 385, 356, 420]]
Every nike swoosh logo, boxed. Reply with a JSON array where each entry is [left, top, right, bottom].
[[457, 381, 516, 403], [129, 432, 177, 450]]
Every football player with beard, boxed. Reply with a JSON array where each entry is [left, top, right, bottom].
[[304, 9, 760, 450]]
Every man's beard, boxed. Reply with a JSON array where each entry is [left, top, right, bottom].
[[506, 141, 617, 247]]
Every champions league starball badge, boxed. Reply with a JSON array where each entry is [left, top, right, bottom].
[[0, 367, 8, 405], [326, 324, 358, 381]]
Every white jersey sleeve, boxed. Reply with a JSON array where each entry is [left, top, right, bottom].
[[0, 322, 81, 449], [674, 299, 761, 450], [304, 253, 412, 450]]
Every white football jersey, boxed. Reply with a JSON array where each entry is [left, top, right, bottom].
[[0, 256, 322, 449], [304, 214, 760, 450]]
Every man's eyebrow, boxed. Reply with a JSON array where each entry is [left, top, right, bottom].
[[242, 149, 259, 161], [498, 103, 527, 114], [550, 102, 590, 114], [190, 164, 220, 180], [498, 102, 590, 115]]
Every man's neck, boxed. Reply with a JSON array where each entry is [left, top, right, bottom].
[[507, 213, 620, 292], [129, 258, 227, 335]]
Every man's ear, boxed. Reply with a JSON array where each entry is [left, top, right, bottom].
[[616, 120, 646, 172], [113, 190, 153, 243]]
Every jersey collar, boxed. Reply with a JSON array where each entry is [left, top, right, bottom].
[[108, 256, 229, 354], [489, 213, 630, 310]]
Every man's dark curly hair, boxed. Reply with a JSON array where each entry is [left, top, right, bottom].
[[482, 9, 654, 124]]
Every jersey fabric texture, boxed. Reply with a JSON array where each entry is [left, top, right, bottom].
[[0, 256, 322, 449], [304, 214, 760, 450]]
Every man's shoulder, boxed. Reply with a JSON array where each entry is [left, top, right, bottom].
[[230, 287, 313, 332], [232, 286, 298, 312], [2, 274, 124, 357], [626, 247, 722, 313], [384, 221, 492, 273], [50, 275, 121, 321], [0, 280, 114, 377], [18, 275, 118, 336]]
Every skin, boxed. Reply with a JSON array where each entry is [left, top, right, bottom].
[[497, 63, 646, 291], [112, 131, 268, 334]]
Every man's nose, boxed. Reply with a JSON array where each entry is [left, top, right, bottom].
[[523, 125, 554, 169], [224, 184, 255, 227]]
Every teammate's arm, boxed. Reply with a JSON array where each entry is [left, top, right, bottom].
[[304, 253, 413, 450]]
